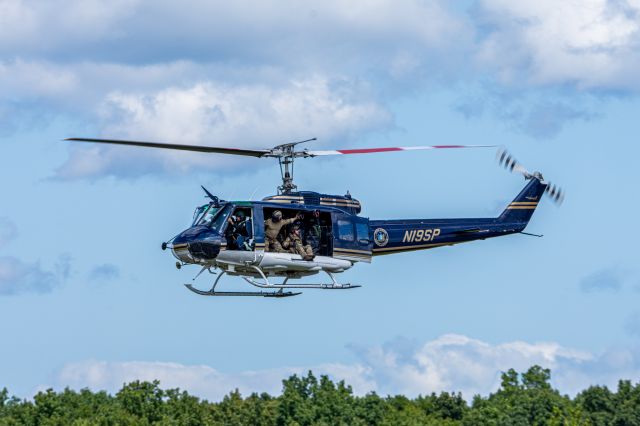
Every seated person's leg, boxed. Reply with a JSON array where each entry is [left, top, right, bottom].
[[272, 240, 284, 253]]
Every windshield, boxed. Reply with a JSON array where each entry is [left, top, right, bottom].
[[197, 204, 232, 232], [192, 204, 213, 226]]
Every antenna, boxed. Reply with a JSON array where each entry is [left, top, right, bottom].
[[248, 186, 260, 200]]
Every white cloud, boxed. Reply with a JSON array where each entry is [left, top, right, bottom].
[[0, 219, 69, 295], [0, 217, 17, 248], [48, 334, 640, 400], [5, 0, 639, 93], [0, 59, 78, 99], [0, 0, 468, 71], [88, 263, 120, 282], [625, 311, 640, 338], [2, 0, 640, 169], [351, 334, 593, 397], [475, 0, 640, 90], [580, 267, 626, 292], [57, 77, 392, 178], [0, 0, 138, 53], [0, 255, 68, 295], [54, 360, 375, 401]]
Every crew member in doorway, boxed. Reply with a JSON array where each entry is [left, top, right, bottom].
[[305, 209, 322, 254], [264, 210, 302, 252], [283, 224, 314, 261]]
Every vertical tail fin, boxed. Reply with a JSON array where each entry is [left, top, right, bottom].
[[498, 178, 547, 224]]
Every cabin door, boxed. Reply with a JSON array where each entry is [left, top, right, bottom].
[[331, 214, 372, 262]]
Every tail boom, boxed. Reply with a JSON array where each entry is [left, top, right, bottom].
[[370, 178, 547, 256]]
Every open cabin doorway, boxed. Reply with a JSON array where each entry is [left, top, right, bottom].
[[263, 207, 333, 256]]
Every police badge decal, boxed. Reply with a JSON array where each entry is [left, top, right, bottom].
[[373, 228, 389, 247]]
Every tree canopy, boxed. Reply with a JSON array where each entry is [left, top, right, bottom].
[[1, 366, 639, 425]]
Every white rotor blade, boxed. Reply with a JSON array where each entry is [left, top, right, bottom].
[[305, 144, 496, 157]]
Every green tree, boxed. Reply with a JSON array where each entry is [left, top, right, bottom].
[[0, 366, 639, 426], [353, 392, 386, 425], [416, 391, 468, 421], [611, 380, 640, 426], [576, 385, 614, 426], [116, 380, 165, 424], [465, 366, 573, 426]]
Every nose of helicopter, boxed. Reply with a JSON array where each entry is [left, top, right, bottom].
[[170, 226, 222, 263]]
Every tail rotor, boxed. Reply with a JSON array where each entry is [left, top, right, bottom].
[[545, 182, 565, 205], [496, 148, 565, 206], [497, 148, 533, 178]]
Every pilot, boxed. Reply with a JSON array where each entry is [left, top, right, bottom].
[[283, 224, 314, 261], [234, 211, 255, 250], [264, 210, 301, 252], [225, 212, 242, 250]]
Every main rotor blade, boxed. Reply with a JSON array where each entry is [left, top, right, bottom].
[[304, 144, 496, 157], [65, 138, 270, 158]]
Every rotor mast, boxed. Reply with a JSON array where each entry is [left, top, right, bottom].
[[278, 156, 296, 194], [270, 138, 316, 194]]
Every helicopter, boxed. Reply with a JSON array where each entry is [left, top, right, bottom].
[[66, 137, 564, 297]]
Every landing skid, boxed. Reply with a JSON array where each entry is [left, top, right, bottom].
[[184, 284, 300, 297], [183, 266, 360, 298]]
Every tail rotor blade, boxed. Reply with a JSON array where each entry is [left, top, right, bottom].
[[545, 183, 565, 205], [497, 147, 565, 206], [496, 148, 530, 177]]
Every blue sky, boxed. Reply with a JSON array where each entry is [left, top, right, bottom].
[[2, 0, 640, 400]]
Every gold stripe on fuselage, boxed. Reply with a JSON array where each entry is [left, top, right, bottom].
[[507, 201, 538, 209], [333, 255, 371, 261], [334, 251, 370, 258], [333, 247, 372, 255], [333, 254, 371, 261]]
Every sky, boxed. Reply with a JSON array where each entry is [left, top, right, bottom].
[[2, 0, 640, 401]]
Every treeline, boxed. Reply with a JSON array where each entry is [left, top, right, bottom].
[[1, 366, 639, 425]]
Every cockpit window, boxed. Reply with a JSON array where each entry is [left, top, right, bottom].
[[195, 205, 215, 226], [197, 204, 232, 232], [192, 204, 214, 226]]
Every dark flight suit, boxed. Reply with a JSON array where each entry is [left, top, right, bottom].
[[305, 218, 322, 254]]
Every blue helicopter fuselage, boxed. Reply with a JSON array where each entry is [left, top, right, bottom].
[[169, 178, 547, 265]]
